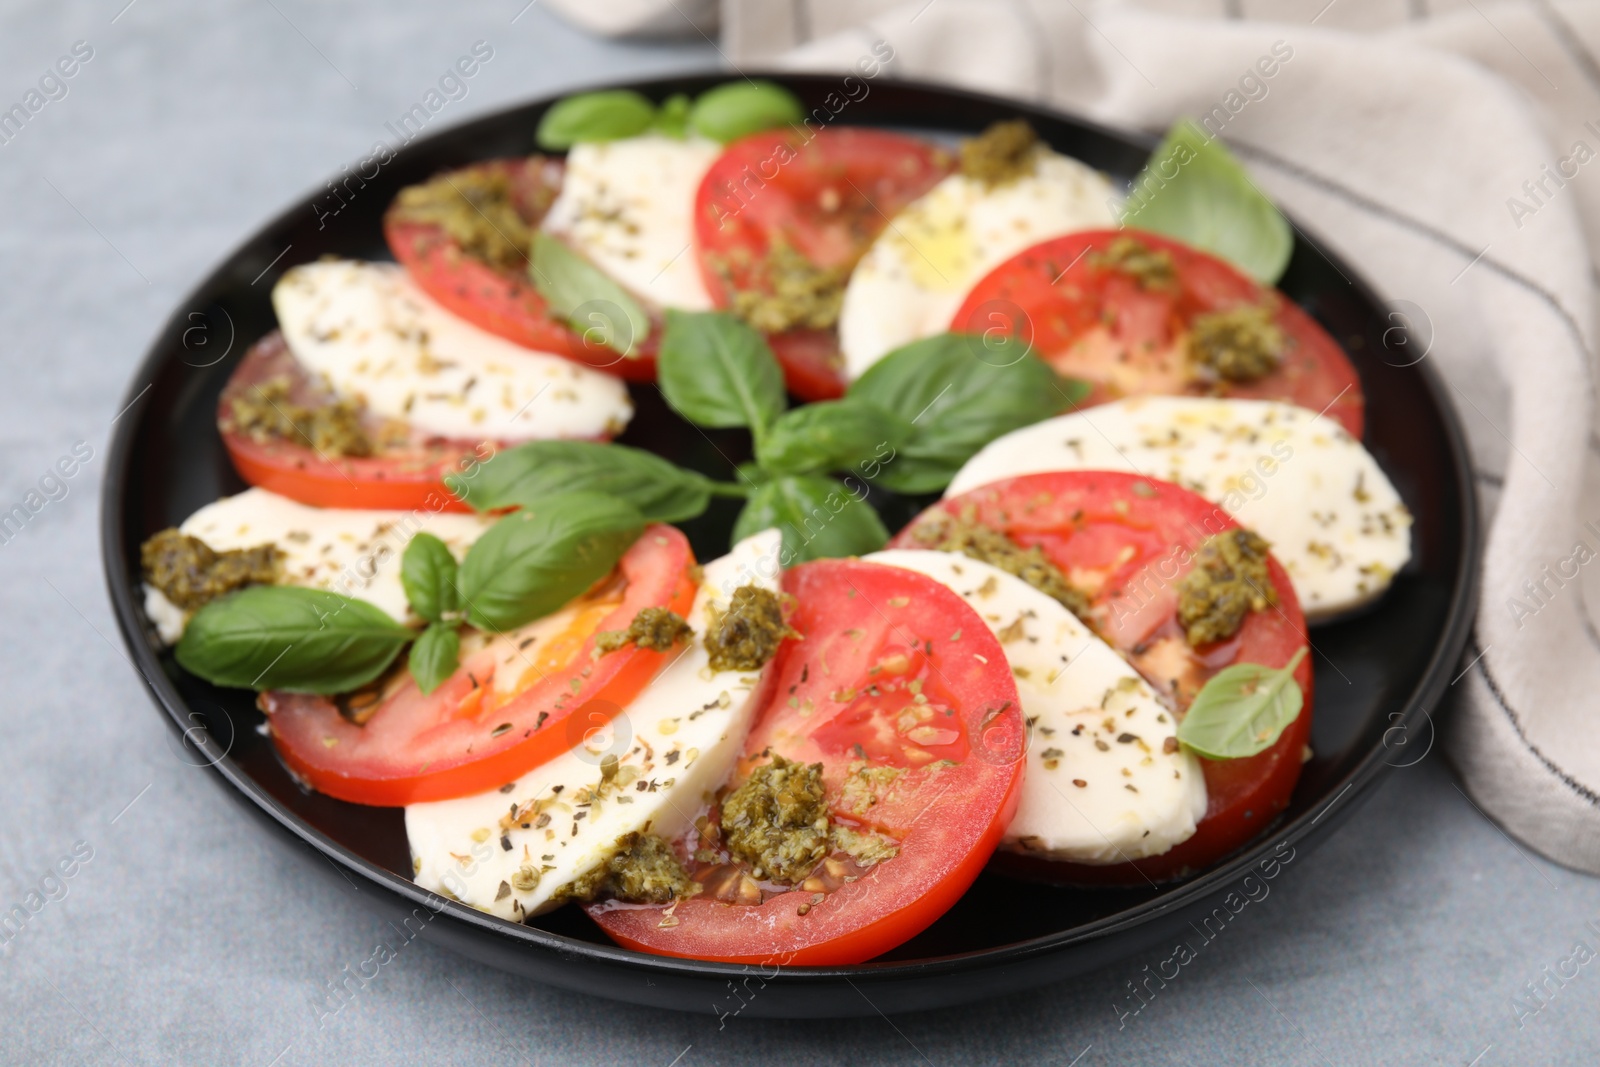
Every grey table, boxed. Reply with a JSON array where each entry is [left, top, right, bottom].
[[0, 2, 1592, 1063]]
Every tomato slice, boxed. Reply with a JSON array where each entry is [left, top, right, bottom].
[[218, 331, 496, 512], [383, 156, 658, 381], [950, 229, 1364, 437], [695, 128, 954, 400], [263, 525, 697, 806], [587, 558, 1024, 965], [890, 470, 1313, 883]]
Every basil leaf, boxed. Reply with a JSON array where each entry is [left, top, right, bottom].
[[536, 89, 656, 149], [448, 440, 716, 523], [848, 333, 1082, 495], [176, 586, 413, 695], [657, 310, 787, 436], [400, 533, 459, 623], [654, 93, 691, 139], [531, 231, 650, 358], [1177, 648, 1309, 760], [458, 491, 644, 633], [733, 474, 888, 564], [409, 621, 461, 696], [688, 80, 805, 144], [756, 398, 911, 476], [1120, 119, 1293, 285]]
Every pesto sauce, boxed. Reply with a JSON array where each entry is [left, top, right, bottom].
[[704, 585, 792, 673], [226, 377, 373, 458], [719, 755, 831, 884], [556, 832, 700, 906], [1088, 235, 1178, 290], [1188, 304, 1285, 383], [594, 607, 693, 655], [1176, 529, 1277, 646], [140, 528, 282, 612], [720, 238, 848, 334], [959, 119, 1041, 188], [388, 163, 537, 273], [909, 512, 1092, 618]]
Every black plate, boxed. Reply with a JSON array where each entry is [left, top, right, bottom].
[[100, 73, 1478, 1017]]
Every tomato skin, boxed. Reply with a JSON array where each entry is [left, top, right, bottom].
[[263, 526, 697, 807], [218, 331, 492, 512], [588, 559, 1024, 966], [383, 157, 659, 381], [951, 229, 1364, 437], [695, 128, 954, 401], [892, 470, 1313, 884]]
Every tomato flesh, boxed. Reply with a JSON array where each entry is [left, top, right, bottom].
[[950, 229, 1364, 436], [587, 558, 1024, 965], [695, 128, 954, 400], [891, 470, 1313, 883], [264, 525, 697, 806], [383, 156, 659, 381]]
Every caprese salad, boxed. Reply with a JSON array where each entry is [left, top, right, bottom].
[[139, 84, 1413, 966]]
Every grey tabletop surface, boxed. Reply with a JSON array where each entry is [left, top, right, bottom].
[[0, 2, 1594, 1064]]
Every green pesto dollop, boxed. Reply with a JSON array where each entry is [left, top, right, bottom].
[[1176, 529, 1277, 646], [720, 238, 848, 334], [960, 119, 1041, 188], [1088, 235, 1177, 290], [227, 377, 373, 458], [388, 163, 543, 273], [828, 824, 899, 868], [1188, 304, 1285, 383], [704, 585, 792, 673], [719, 755, 831, 885], [910, 512, 1092, 619], [558, 832, 700, 905], [140, 528, 282, 612], [594, 607, 693, 655]]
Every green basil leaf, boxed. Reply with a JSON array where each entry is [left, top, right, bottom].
[[408, 620, 461, 696], [658, 310, 787, 435], [1177, 648, 1309, 760], [458, 491, 644, 633], [847, 333, 1081, 495], [447, 440, 715, 523], [1120, 119, 1293, 285], [654, 92, 691, 139], [732, 474, 888, 564], [688, 80, 805, 144], [531, 231, 650, 358], [400, 532, 459, 623], [536, 89, 656, 149], [176, 586, 413, 695], [756, 398, 912, 476]]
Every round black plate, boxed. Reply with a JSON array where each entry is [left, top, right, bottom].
[[101, 73, 1478, 1017]]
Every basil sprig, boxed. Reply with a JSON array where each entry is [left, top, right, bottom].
[[756, 398, 912, 475], [176, 586, 414, 695], [535, 81, 804, 149], [447, 440, 726, 524], [400, 533, 462, 693], [531, 232, 650, 358], [1121, 119, 1293, 285], [657, 309, 787, 439], [1177, 648, 1309, 760], [732, 474, 889, 561]]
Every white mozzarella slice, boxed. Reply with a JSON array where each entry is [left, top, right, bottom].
[[272, 260, 633, 442], [143, 487, 493, 644], [837, 151, 1117, 379], [866, 550, 1205, 864], [542, 134, 721, 311], [945, 396, 1412, 621], [405, 528, 784, 920]]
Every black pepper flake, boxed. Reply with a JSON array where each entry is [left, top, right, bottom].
[[535, 712, 549, 729], [499, 783, 516, 794], [1116, 733, 1138, 744], [665, 750, 681, 765], [1073, 779, 1087, 787], [535, 813, 551, 828], [495, 881, 511, 901], [491, 722, 512, 738], [500, 834, 512, 852]]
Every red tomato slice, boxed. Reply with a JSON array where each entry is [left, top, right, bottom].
[[263, 525, 697, 806], [951, 229, 1364, 437], [383, 156, 658, 381], [588, 559, 1025, 965], [695, 128, 954, 400], [890, 470, 1313, 883], [218, 331, 495, 512]]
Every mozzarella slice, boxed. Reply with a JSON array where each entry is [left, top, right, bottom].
[[143, 487, 493, 644], [405, 529, 783, 919], [866, 550, 1205, 864], [272, 260, 632, 441], [542, 134, 721, 311], [946, 397, 1413, 621], [837, 151, 1117, 380]]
